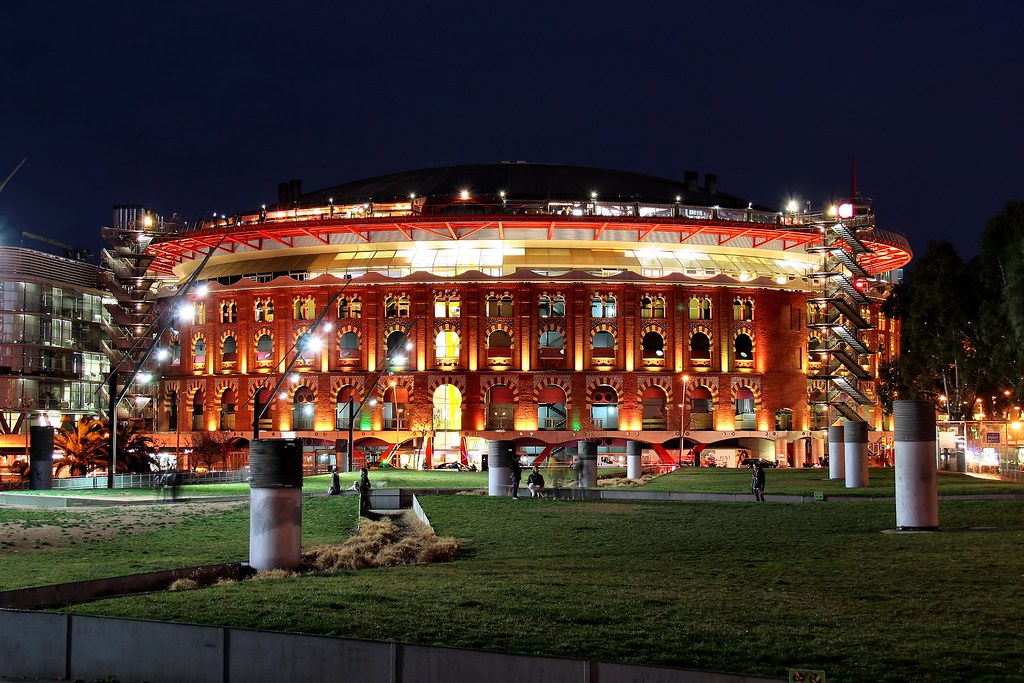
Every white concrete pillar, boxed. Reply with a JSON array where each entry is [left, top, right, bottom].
[[828, 424, 845, 480], [249, 439, 303, 571], [626, 440, 643, 479], [844, 420, 869, 488], [578, 440, 598, 488], [487, 440, 514, 497], [894, 400, 939, 530]]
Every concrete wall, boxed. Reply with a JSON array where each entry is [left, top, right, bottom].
[[0, 609, 776, 683]]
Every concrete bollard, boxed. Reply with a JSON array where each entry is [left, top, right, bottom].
[[626, 440, 643, 479], [894, 400, 939, 530], [810, 435, 825, 468], [844, 420, 869, 488], [828, 424, 845, 480], [794, 438, 808, 468], [578, 440, 598, 488], [249, 439, 303, 571], [487, 440, 514, 497], [29, 425, 54, 490]]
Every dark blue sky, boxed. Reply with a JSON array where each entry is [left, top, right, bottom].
[[1, 1, 1021, 262]]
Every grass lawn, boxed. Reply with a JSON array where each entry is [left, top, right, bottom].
[[30, 494, 1022, 681]]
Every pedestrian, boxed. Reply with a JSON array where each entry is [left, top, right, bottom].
[[527, 466, 545, 497], [328, 466, 341, 495], [509, 457, 522, 500], [751, 460, 766, 501], [358, 466, 372, 517]]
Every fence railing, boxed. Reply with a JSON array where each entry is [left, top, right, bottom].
[[50, 469, 252, 490]]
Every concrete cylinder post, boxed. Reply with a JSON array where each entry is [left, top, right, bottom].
[[810, 435, 824, 467], [774, 438, 787, 466], [578, 440, 598, 488], [794, 438, 808, 468], [844, 420, 869, 488], [894, 400, 939, 530], [828, 424, 845, 480], [249, 439, 303, 571], [487, 440, 514, 497], [626, 440, 643, 479], [29, 425, 54, 490]]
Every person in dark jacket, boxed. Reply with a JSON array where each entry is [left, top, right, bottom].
[[358, 466, 372, 516], [527, 466, 546, 497], [751, 460, 766, 501], [509, 457, 522, 499], [328, 466, 341, 495]]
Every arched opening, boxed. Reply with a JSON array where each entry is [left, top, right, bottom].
[[690, 332, 711, 367], [191, 390, 205, 430], [690, 386, 714, 430], [641, 331, 665, 359], [652, 296, 666, 318], [538, 385, 567, 431], [292, 385, 315, 431], [775, 408, 794, 431], [552, 295, 565, 317], [486, 329, 512, 363], [499, 295, 513, 317], [432, 384, 463, 443], [735, 333, 754, 362], [339, 331, 360, 359], [255, 387, 272, 431], [193, 338, 206, 367], [592, 330, 615, 360], [222, 335, 237, 363], [386, 331, 411, 368], [170, 338, 180, 366], [591, 385, 619, 430], [641, 386, 668, 430], [435, 330, 461, 365], [383, 385, 409, 430], [539, 330, 565, 361], [336, 386, 357, 430], [167, 390, 178, 431], [220, 388, 236, 430], [486, 385, 515, 430], [538, 295, 552, 317], [256, 334, 273, 361], [640, 296, 653, 318], [735, 387, 756, 430]]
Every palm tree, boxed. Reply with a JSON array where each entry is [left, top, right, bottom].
[[114, 421, 158, 473], [53, 416, 108, 476]]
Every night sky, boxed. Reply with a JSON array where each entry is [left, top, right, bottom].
[[1, 1, 1021, 263]]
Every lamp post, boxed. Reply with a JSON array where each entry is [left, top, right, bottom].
[[677, 374, 690, 467]]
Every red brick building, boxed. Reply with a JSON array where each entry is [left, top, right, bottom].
[[143, 163, 911, 468]]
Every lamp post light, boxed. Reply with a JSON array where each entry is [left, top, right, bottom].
[[677, 374, 690, 467]]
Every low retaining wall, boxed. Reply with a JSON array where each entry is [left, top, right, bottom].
[[0, 610, 777, 683]]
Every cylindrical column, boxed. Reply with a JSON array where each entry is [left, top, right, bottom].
[[578, 440, 598, 488], [249, 439, 303, 571], [626, 440, 643, 479], [844, 420, 869, 488], [894, 400, 939, 530], [487, 440, 514, 496], [774, 438, 787, 467], [29, 425, 54, 490], [810, 435, 825, 468], [794, 438, 808, 468], [828, 425, 845, 480]]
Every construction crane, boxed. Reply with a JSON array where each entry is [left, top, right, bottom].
[[0, 156, 27, 194], [20, 231, 93, 261]]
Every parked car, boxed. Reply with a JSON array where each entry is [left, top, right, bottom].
[[740, 458, 778, 468]]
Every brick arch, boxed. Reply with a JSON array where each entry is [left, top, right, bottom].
[[184, 379, 205, 404], [691, 381, 721, 404], [480, 375, 521, 401], [287, 378, 318, 402], [591, 323, 618, 338], [587, 376, 623, 402], [734, 325, 756, 344], [427, 375, 467, 398], [213, 379, 237, 400], [640, 323, 667, 337], [291, 325, 314, 343], [384, 323, 414, 339], [379, 376, 414, 402], [484, 289, 513, 299], [730, 377, 762, 404], [533, 376, 573, 407], [330, 376, 366, 401], [432, 320, 461, 335], [538, 322, 566, 336], [688, 324, 714, 342], [336, 326, 361, 344], [636, 376, 673, 404]]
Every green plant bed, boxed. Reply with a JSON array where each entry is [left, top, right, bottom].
[[59, 496, 1024, 681]]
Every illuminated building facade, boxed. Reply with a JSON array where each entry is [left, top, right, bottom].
[[142, 163, 912, 468]]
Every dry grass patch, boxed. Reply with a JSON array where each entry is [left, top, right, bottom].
[[597, 474, 657, 487], [303, 512, 459, 571], [168, 578, 201, 591]]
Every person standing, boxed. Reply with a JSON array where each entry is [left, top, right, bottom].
[[751, 460, 766, 501], [328, 466, 341, 495], [509, 457, 522, 500], [358, 466, 372, 516]]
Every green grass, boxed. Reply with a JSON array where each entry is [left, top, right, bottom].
[[30, 495, 1023, 681]]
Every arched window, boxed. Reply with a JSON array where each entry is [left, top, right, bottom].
[[336, 386, 357, 430], [735, 387, 756, 430], [735, 333, 754, 361], [641, 331, 665, 359], [255, 300, 265, 322], [167, 390, 178, 431], [339, 331, 359, 359], [292, 386, 315, 431], [652, 296, 666, 319], [265, 300, 275, 322], [488, 330, 512, 351], [690, 386, 714, 430], [591, 385, 618, 430], [499, 295, 513, 317], [256, 334, 273, 361], [808, 336, 824, 364], [538, 295, 551, 317], [385, 295, 398, 318], [386, 330, 411, 368], [690, 332, 711, 364], [294, 297, 315, 321], [734, 298, 753, 321], [592, 330, 615, 360], [397, 295, 410, 317], [690, 296, 712, 320], [640, 296, 653, 318], [538, 386, 567, 430], [337, 297, 348, 319], [775, 408, 793, 431], [192, 302, 206, 326], [552, 295, 565, 317], [222, 335, 237, 362], [486, 385, 515, 430], [641, 386, 667, 430], [382, 385, 409, 430], [435, 330, 461, 364], [349, 297, 362, 318], [434, 293, 461, 318], [193, 337, 206, 365], [220, 389, 236, 430], [540, 330, 564, 350], [432, 384, 463, 433], [170, 338, 181, 366], [591, 294, 616, 318], [191, 390, 205, 430], [220, 301, 237, 324]]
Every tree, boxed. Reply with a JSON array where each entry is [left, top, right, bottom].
[[191, 431, 230, 471], [114, 421, 158, 473], [53, 416, 108, 476]]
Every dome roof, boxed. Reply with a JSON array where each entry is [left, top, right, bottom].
[[275, 162, 768, 212]]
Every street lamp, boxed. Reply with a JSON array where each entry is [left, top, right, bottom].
[[677, 374, 690, 467]]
